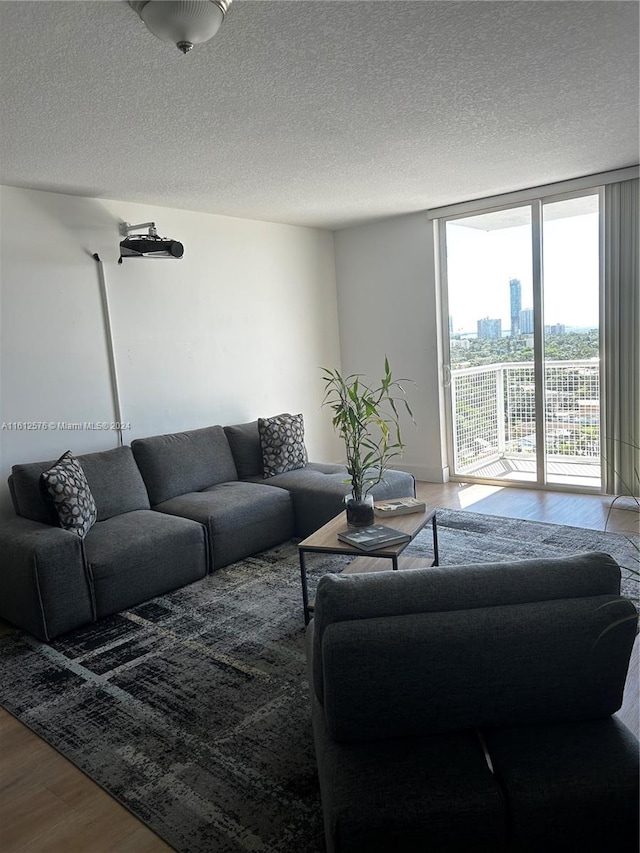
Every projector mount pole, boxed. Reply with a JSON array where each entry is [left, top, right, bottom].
[[92, 253, 124, 448]]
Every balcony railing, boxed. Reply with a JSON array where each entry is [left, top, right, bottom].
[[451, 359, 600, 476]]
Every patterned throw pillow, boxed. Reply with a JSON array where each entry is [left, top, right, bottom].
[[41, 451, 97, 538], [258, 413, 307, 478]]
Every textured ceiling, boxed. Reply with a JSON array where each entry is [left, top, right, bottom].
[[0, 1, 638, 230]]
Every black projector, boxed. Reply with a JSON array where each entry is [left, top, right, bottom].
[[119, 235, 184, 259]]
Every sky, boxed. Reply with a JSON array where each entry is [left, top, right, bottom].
[[445, 204, 600, 336]]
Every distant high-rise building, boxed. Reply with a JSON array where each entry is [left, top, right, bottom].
[[448, 315, 454, 334], [520, 307, 534, 334], [509, 278, 522, 336], [545, 323, 566, 335], [477, 317, 502, 339]]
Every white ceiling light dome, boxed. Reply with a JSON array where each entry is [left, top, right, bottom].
[[129, 0, 232, 54]]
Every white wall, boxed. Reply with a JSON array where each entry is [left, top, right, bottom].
[[333, 212, 448, 482], [0, 186, 343, 515]]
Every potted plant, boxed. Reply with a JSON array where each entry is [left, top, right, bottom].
[[321, 357, 414, 526]]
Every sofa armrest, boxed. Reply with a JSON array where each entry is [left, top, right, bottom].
[[0, 517, 95, 641]]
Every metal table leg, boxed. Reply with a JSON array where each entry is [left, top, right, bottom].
[[432, 514, 439, 565], [299, 549, 311, 625]]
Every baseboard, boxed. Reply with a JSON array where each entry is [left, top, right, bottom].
[[393, 463, 450, 484]]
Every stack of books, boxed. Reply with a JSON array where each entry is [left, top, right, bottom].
[[337, 524, 411, 552], [373, 497, 426, 517]]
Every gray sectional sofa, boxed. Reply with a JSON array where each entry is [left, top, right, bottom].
[[307, 552, 639, 852], [0, 419, 415, 640], [3, 445, 208, 641]]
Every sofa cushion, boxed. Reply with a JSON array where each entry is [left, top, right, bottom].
[[484, 718, 639, 852], [258, 413, 306, 477], [131, 425, 238, 505], [153, 481, 294, 569], [84, 510, 208, 618], [312, 552, 624, 702], [11, 446, 151, 525], [224, 421, 264, 479], [41, 451, 97, 538], [311, 691, 508, 853], [11, 458, 69, 525], [77, 446, 150, 520], [246, 463, 415, 538], [316, 592, 637, 741]]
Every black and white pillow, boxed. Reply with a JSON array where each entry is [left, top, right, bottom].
[[258, 413, 307, 478], [41, 451, 97, 538]]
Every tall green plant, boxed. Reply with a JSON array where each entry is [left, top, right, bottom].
[[321, 358, 414, 501]]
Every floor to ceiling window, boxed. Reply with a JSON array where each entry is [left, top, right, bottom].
[[441, 190, 601, 490]]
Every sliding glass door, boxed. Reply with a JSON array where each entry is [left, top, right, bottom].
[[442, 191, 601, 489], [541, 195, 600, 487]]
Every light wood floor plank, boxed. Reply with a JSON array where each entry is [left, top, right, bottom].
[[0, 784, 75, 851], [0, 482, 637, 850], [15, 789, 167, 853]]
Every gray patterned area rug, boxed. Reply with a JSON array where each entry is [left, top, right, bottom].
[[1, 508, 638, 853]]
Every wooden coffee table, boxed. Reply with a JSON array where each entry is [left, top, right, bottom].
[[298, 507, 439, 624]]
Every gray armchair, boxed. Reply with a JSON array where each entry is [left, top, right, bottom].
[[307, 552, 639, 852]]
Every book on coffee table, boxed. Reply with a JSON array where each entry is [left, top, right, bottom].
[[373, 497, 426, 517], [337, 524, 411, 552]]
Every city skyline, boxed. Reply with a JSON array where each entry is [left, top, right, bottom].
[[458, 309, 570, 340], [445, 207, 600, 335]]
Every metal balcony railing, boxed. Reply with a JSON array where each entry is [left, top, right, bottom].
[[451, 360, 600, 474]]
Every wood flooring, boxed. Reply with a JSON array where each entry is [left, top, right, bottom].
[[1, 482, 638, 852]]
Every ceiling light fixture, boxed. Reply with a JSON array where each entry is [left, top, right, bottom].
[[129, 0, 232, 54]]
